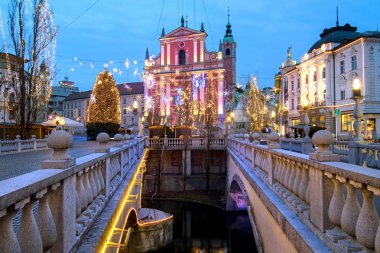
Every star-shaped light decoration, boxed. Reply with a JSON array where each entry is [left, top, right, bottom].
[[124, 83, 131, 89], [90, 94, 96, 103], [136, 95, 142, 102]]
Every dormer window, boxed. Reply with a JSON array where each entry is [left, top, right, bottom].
[[179, 50, 186, 65], [225, 48, 231, 56]]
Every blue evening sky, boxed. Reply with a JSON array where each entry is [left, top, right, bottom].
[[1, 0, 379, 91]]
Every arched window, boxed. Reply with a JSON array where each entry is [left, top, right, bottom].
[[226, 48, 231, 56], [179, 50, 186, 65]]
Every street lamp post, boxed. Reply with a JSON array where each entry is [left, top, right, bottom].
[[132, 100, 138, 136], [352, 78, 363, 142], [303, 102, 310, 139]]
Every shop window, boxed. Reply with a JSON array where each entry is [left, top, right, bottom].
[[319, 115, 325, 128], [341, 113, 353, 132]]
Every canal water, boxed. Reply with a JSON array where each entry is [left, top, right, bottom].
[[142, 199, 257, 253]]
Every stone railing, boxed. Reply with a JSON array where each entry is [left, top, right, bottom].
[[280, 138, 303, 153], [0, 136, 145, 253], [228, 136, 380, 252], [145, 137, 226, 150], [331, 140, 349, 163], [0, 135, 48, 155], [358, 143, 380, 169]]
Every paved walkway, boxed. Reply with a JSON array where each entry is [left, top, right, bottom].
[[0, 136, 111, 181]]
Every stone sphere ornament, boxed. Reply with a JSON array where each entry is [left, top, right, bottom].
[[96, 132, 110, 145]]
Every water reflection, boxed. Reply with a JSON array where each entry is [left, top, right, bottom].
[[142, 200, 257, 253]]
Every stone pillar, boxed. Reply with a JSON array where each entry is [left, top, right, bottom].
[[309, 165, 332, 232], [32, 135, 37, 150], [49, 176, 76, 253], [193, 39, 198, 62], [186, 150, 191, 176], [95, 132, 110, 153], [200, 40, 204, 62], [41, 130, 76, 169], [166, 42, 171, 65], [16, 135, 21, 152], [160, 43, 164, 65], [302, 138, 313, 154], [309, 130, 339, 162], [268, 132, 280, 149], [267, 152, 274, 185]]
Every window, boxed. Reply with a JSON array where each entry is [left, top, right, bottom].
[[123, 118, 126, 125], [340, 60, 345, 74], [340, 90, 345, 100], [313, 71, 317, 82], [291, 80, 294, 90], [297, 97, 300, 105], [319, 115, 325, 128], [322, 67, 326, 79], [305, 74, 309, 84], [311, 116, 317, 125], [123, 108, 127, 115], [291, 99, 294, 110], [297, 78, 300, 88], [351, 55, 357, 70], [225, 48, 231, 56], [179, 50, 186, 65], [292, 119, 300, 126], [341, 113, 353, 132], [123, 98, 126, 104]]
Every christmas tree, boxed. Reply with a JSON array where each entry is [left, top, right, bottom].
[[87, 69, 121, 138]]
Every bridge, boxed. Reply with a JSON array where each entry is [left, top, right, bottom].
[[0, 132, 379, 252]]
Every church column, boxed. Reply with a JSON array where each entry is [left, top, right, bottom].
[[200, 40, 204, 62], [218, 76, 224, 116], [193, 39, 198, 63], [160, 43, 165, 66], [166, 42, 171, 65], [166, 79, 171, 116], [160, 79, 165, 116]]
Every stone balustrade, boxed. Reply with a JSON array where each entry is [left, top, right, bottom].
[[227, 136, 380, 252], [0, 136, 145, 253], [0, 135, 48, 155], [331, 140, 349, 163], [145, 137, 226, 150]]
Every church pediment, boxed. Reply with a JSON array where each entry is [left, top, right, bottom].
[[162, 27, 205, 39]]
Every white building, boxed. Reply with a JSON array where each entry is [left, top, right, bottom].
[[62, 82, 144, 134], [278, 22, 380, 139]]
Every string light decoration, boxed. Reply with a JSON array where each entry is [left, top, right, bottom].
[[87, 69, 121, 138], [143, 70, 221, 134], [245, 76, 268, 131]]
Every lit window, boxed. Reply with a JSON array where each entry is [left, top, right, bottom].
[[305, 74, 309, 84], [313, 71, 317, 82], [322, 67, 326, 79], [341, 113, 353, 132], [320, 115, 325, 128]]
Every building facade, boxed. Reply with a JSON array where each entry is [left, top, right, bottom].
[[277, 23, 380, 139], [63, 82, 144, 133], [47, 77, 79, 117], [143, 16, 236, 132]]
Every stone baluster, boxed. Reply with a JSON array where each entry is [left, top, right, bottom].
[[93, 164, 102, 196], [325, 173, 344, 226], [341, 180, 360, 237], [76, 171, 87, 212], [89, 165, 98, 199], [17, 199, 43, 253], [292, 162, 302, 197], [356, 187, 379, 250], [298, 164, 309, 201], [98, 162, 105, 191], [35, 189, 57, 251], [283, 158, 291, 189], [273, 155, 279, 181], [278, 157, 286, 185], [0, 210, 21, 253], [288, 161, 296, 193], [83, 168, 93, 205]]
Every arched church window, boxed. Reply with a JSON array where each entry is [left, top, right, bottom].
[[179, 50, 186, 65], [226, 48, 231, 56]]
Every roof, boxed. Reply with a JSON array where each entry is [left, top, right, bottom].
[[161, 26, 206, 39], [308, 23, 361, 53], [64, 82, 144, 102]]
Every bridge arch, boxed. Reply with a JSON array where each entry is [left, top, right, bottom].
[[226, 174, 263, 253]]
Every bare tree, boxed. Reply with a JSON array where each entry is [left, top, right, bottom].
[[6, 0, 56, 139]]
